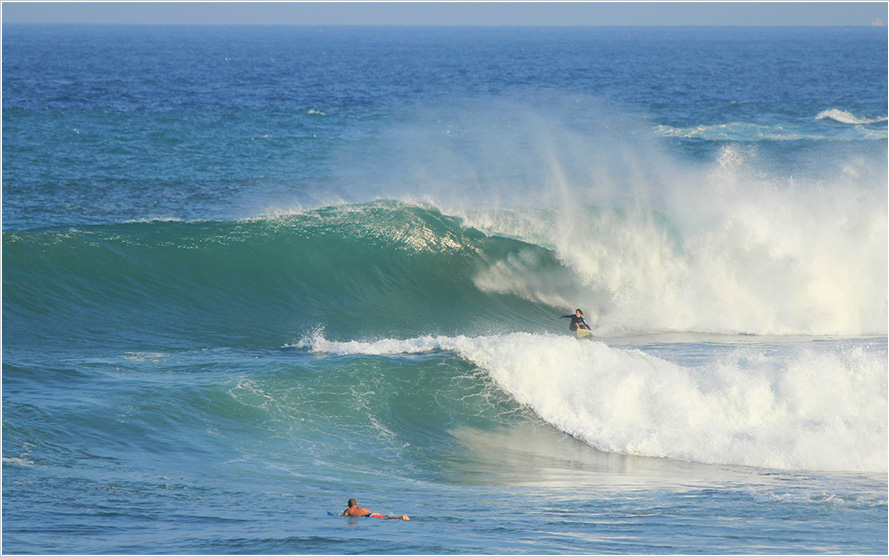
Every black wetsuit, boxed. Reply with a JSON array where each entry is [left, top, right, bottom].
[[561, 314, 590, 332]]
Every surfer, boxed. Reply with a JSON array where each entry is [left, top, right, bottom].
[[343, 499, 410, 520], [561, 308, 591, 332]]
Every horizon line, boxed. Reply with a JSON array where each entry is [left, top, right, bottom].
[[3, 21, 887, 28]]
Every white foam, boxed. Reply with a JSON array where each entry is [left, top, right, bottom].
[[302, 332, 889, 473], [816, 108, 889, 125]]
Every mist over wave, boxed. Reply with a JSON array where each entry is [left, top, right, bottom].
[[460, 150, 887, 335], [308, 98, 887, 336]]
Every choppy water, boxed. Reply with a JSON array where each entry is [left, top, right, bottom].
[[3, 24, 887, 554]]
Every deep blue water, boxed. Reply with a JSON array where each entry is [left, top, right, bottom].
[[3, 25, 888, 554]]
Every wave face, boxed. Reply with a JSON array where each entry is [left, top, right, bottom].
[[2, 203, 554, 349]]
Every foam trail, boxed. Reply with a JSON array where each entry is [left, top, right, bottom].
[[302, 333, 889, 473]]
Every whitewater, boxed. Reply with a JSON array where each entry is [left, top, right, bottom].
[[298, 332, 887, 473], [3, 24, 887, 554]]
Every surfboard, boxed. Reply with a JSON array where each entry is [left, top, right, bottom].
[[576, 328, 592, 339]]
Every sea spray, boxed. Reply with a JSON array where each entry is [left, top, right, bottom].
[[326, 96, 887, 336], [393, 100, 889, 335], [458, 187, 887, 336], [660, 144, 888, 335], [301, 332, 889, 473]]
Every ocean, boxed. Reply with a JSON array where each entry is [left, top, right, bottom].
[[2, 24, 888, 554]]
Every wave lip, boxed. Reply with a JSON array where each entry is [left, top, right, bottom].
[[301, 332, 889, 474]]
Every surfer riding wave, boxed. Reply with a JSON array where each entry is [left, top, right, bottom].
[[561, 309, 593, 338], [561, 309, 591, 331]]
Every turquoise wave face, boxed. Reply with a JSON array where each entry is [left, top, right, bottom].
[[2, 202, 567, 351]]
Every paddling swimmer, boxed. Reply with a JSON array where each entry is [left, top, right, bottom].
[[561, 308, 591, 332], [343, 499, 410, 520]]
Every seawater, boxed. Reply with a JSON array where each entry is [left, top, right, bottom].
[[2, 25, 888, 554]]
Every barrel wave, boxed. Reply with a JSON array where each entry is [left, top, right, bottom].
[[3, 202, 561, 351]]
